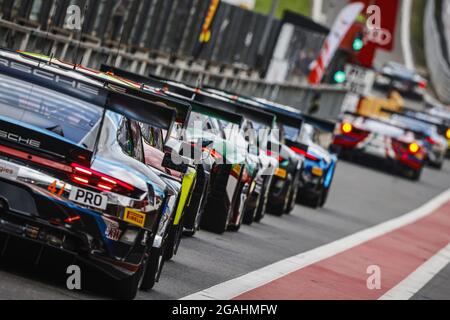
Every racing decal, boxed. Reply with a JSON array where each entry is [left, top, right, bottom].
[[69, 187, 108, 210], [123, 208, 146, 228], [48, 180, 66, 197], [103, 218, 122, 241], [0, 129, 41, 148], [275, 168, 287, 179], [311, 167, 324, 177], [0, 159, 19, 180]]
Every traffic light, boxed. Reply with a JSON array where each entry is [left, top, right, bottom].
[[352, 32, 364, 52], [333, 70, 347, 84]]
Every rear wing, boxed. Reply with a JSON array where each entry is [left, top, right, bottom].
[[101, 64, 196, 99], [382, 108, 450, 137], [101, 65, 245, 126], [343, 111, 427, 138], [301, 114, 336, 133], [13, 53, 190, 129], [193, 93, 275, 128]]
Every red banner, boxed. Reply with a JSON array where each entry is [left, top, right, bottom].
[[351, 0, 400, 67]]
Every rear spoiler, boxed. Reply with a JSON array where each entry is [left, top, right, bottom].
[[193, 93, 275, 128], [343, 111, 427, 138], [101, 65, 246, 126], [381, 108, 450, 136], [72, 65, 192, 127], [190, 101, 244, 126], [0, 51, 177, 133], [101, 64, 196, 99], [301, 114, 336, 133]]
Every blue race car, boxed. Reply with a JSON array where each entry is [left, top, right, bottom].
[[252, 99, 338, 208]]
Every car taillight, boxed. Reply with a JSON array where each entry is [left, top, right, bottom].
[[266, 150, 282, 162], [418, 81, 427, 89], [341, 123, 353, 134], [71, 163, 135, 195], [408, 142, 420, 154], [204, 148, 222, 160], [290, 146, 319, 162], [64, 215, 81, 224], [425, 136, 436, 145]]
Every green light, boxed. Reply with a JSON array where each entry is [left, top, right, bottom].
[[353, 38, 364, 51], [333, 71, 346, 84]]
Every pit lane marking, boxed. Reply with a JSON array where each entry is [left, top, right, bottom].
[[182, 188, 450, 300]]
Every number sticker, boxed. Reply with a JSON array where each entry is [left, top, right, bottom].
[[48, 180, 66, 197]]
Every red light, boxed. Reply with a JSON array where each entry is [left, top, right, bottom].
[[202, 147, 222, 160], [97, 183, 113, 191], [290, 146, 319, 162], [73, 166, 93, 175], [0, 145, 72, 173], [425, 136, 436, 145], [266, 150, 282, 162], [101, 176, 117, 185], [418, 81, 427, 89], [65, 216, 81, 224], [70, 164, 135, 193], [73, 176, 89, 184]]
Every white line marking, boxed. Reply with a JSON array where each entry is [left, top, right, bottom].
[[380, 243, 450, 300], [401, 0, 415, 69], [181, 189, 450, 300]]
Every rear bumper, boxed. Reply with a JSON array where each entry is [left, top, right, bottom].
[[336, 146, 423, 171], [0, 208, 144, 281]]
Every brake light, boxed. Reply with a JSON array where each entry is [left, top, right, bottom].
[[204, 147, 222, 160], [408, 143, 420, 154], [341, 123, 353, 134], [266, 150, 282, 162], [290, 146, 319, 162], [418, 81, 427, 89], [64, 216, 81, 224], [0, 145, 72, 173], [425, 136, 436, 145], [71, 164, 135, 195]]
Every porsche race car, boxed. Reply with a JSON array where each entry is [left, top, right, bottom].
[[0, 50, 182, 299]]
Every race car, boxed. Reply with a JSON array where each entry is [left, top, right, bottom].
[[20, 54, 203, 263], [374, 62, 427, 100], [0, 50, 181, 299], [422, 107, 450, 158], [98, 66, 252, 234], [382, 109, 448, 169], [160, 85, 256, 233], [203, 88, 304, 217], [332, 112, 426, 180], [251, 99, 338, 209]]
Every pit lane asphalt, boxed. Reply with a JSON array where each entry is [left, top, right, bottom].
[[1, 160, 449, 300]]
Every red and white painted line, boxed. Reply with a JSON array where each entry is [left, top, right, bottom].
[[182, 189, 450, 300]]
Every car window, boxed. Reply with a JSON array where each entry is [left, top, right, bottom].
[[117, 117, 134, 157], [130, 120, 144, 163], [0, 73, 103, 149], [141, 124, 164, 150]]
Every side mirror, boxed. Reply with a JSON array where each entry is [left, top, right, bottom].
[[162, 152, 189, 174]]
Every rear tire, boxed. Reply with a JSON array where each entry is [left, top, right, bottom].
[[319, 188, 330, 207], [285, 176, 300, 214], [201, 194, 230, 234], [164, 219, 183, 261], [140, 246, 165, 291], [402, 166, 423, 181], [114, 269, 142, 300]]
